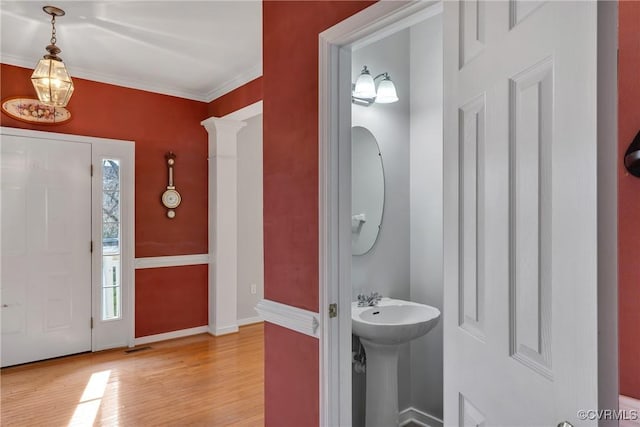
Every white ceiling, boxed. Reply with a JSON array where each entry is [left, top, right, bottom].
[[0, 1, 262, 102]]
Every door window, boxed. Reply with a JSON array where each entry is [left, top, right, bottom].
[[101, 159, 121, 320]]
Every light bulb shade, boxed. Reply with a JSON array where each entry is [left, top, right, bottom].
[[353, 72, 376, 99], [31, 58, 74, 107], [375, 78, 399, 104]]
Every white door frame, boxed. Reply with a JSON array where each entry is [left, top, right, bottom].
[[318, 2, 442, 425], [318, 1, 618, 425], [0, 126, 136, 350]]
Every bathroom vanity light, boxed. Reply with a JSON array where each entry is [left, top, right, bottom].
[[31, 6, 74, 108], [352, 65, 399, 106]]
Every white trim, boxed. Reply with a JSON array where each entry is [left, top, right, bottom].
[[201, 118, 246, 337], [0, 126, 134, 145], [318, 2, 442, 426], [597, 0, 619, 418], [210, 325, 239, 336], [134, 254, 210, 269], [238, 316, 263, 327], [134, 326, 209, 346], [1, 54, 210, 102], [222, 100, 263, 121], [399, 407, 444, 427], [350, 2, 443, 52], [2, 55, 260, 103], [255, 299, 319, 338], [205, 63, 263, 102]]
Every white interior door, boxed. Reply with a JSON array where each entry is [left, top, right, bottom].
[[443, 1, 599, 425], [1, 134, 92, 367]]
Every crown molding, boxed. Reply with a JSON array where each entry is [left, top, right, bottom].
[[204, 62, 262, 103], [1, 55, 262, 104]]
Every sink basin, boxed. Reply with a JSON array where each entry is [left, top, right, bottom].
[[352, 298, 441, 345], [352, 298, 441, 427]]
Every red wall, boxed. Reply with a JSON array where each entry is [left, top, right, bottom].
[[262, 2, 374, 425], [263, 0, 374, 313], [135, 265, 208, 337], [208, 77, 263, 117], [1, 64, 209, 337], [619, 0, 640, 400]]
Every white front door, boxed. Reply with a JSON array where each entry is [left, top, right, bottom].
[[1, 134, 92, 367], [444, 1, 599, 425]]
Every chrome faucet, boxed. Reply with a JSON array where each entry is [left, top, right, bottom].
[[357, 292, 382, 307]]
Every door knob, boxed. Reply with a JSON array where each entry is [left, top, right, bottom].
[[1, 304, 8, 308], [558, 422, 574, 427]]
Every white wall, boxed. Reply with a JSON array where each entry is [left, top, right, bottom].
[[236, 114, 264, 322], [409, 14, 444, 420], [351, 28, 412, 427]]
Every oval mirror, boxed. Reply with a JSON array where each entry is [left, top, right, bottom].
[[352, 126, 385, 255]]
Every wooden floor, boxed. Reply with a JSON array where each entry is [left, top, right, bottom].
[[1, 323, 264, 426]]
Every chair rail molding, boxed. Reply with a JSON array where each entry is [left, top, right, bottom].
[[202, 116, 247, 336], [134, 254, 210, 269], [255, 299, 319, 338]]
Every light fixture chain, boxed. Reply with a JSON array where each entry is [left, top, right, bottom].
[[50, 14, 56, 45]]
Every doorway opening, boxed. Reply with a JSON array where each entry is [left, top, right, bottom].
[[349, 9, 444, 427], [319, 1, 617, 426]]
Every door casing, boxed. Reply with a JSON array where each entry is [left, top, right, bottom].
[[0, 126, 135, 353]]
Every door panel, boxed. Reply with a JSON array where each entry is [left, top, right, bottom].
[[444, 1, 598, 425], [1, 135, 92, 367]]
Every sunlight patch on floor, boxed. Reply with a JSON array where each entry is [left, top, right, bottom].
[[68, 370, 111, 427]]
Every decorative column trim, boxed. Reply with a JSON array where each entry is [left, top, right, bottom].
[[201, 116, 247, 336]]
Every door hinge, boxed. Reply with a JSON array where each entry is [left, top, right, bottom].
[[90, 240, 94, 253], [90, 164, 94, 177], [91, 317, 94, 329], [329, 303, 338, 318]]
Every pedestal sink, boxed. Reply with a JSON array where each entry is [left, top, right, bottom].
[[352, 298, 440, 427]]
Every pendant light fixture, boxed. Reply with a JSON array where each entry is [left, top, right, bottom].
[[31, 6, 74, 108], [352, 66, 399, 106]]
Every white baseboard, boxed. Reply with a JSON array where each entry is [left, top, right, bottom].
[[210, 324, 239, 336], [238, 316, 263, 327], [133, 319, 262, 345], [620, 395, 640, 427], [134, 325, 209, 346], [399, 407, 443, 427]]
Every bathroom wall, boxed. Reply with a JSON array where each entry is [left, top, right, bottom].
[[237, 113, 264, 321], [351, 28, 412, 426], [351, 14, 444, 426], [351, 30, 411, 312], [409, 14, 444, 420]]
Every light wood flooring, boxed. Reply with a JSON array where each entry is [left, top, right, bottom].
[[1, 323, 264, 426]]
